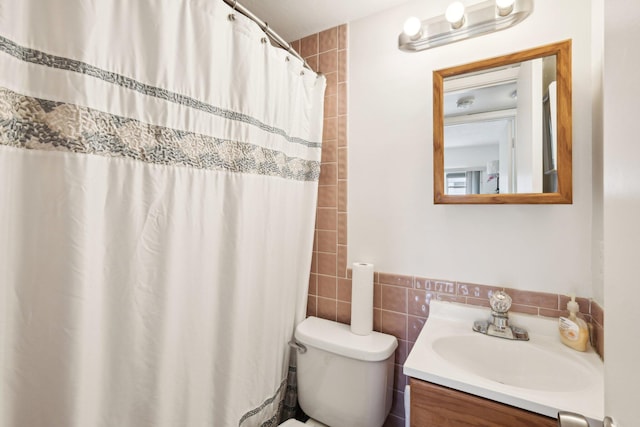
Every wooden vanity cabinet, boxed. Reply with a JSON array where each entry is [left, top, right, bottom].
[[409, 378, 557, 427]]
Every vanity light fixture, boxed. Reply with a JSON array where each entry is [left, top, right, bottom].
[[399, 0, 533, 52]]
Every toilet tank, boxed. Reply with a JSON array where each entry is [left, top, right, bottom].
[[294, 317, 398, 427]]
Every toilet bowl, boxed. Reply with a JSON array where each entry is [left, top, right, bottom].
[[279, 316, 398, 427]]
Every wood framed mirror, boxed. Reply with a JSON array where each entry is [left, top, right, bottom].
[[433, 40, 572, 204]]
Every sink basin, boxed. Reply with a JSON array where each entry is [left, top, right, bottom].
[[432, 334, 593, 392]]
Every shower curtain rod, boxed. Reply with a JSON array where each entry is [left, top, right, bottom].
[[222, 0, 313, 72]]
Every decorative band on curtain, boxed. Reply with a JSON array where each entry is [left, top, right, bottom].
[[0, 0, 325, 426], [0, 86, 319, 182]]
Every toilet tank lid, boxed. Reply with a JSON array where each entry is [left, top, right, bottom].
[[294, 317, 398, 362]]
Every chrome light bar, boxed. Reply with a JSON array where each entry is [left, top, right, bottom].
[[398, 0, 533, 52]]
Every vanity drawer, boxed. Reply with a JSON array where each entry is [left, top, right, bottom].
[[409, 378, 557, 427]]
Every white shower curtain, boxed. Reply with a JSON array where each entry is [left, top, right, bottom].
[[0, 1, 325, 426]]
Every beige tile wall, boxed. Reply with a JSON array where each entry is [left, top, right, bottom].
[[291, 24, 350, 325], [293, 24, 604, 427]]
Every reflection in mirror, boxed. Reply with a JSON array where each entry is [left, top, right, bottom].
[[433, 40, 572, 204]]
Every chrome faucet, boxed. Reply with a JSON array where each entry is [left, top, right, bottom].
[[472, 291, 529, 341]]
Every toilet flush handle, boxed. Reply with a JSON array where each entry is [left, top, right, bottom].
[[288, 340, 307, 354]]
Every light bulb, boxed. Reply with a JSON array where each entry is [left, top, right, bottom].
[[403, 16, 422, 38], [496, 0, 515, 16], [445, 2, 466, 29]]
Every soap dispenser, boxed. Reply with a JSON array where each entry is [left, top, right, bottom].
[[558, 295, 589, 352]]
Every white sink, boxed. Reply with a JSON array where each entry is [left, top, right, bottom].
[[432, 334, 593, 392], [404, 301, 604, 424]]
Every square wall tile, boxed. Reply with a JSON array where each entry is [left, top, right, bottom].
[[394, 339, 408, 365], [321, 139, 337, 162], [324, 94, 337, 118], [319, 50, 338, 73], [290, 39, 300, 53], [300, 34, 318, 58], [337, 244, 348, 278], [317, 229, 337, 253], [323, 117, 337, 142], [317, 274, 337, 298], [382, 311, 407, 340], [318, 252, 337, 276], [593, 322, 604, 359], [338, 50, 348, 83], [390, 389, 405, 418], [316, 208, 337, 231], [319, 27, 338, 53], [338, 24, 348, 50], [317, 185, 336, 208], [317, 297, 337, 321], [324, 71, 338, 97], [310, 251, 317, 274], [407, 315, 427, 342], [308, 273, 317, 295], [307, 295, 317, 317], [337, 278, 352, 302], [338, 83, 347, 115], [373, 308, 382, 331], [381, 285, 408, 313], [338, 115, 347, 147], [394, 363, 408, 391], [408, 288, 432, 317], [337, 212, 347, 245], [304, 55, 318, 72], [338, 147, 348, 180], [319, 163, 337, 186], [338, 180, 347, 212], [591, 301, 604, 326], [383, 415, 404, 427], [337, 301, 351, 324], [373, 283, 382, 308]]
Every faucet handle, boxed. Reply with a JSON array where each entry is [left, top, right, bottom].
[[490, 291, 512, 314]]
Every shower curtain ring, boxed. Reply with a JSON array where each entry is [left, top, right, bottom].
[[228, 0, 238, 20]]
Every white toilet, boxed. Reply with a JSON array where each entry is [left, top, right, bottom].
[[280, 316, 398, 427]]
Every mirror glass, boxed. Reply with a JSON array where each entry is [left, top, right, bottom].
[[433, 40, 572, 204]]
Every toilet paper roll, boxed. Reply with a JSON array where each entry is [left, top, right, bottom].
[[350, 262, 374, 336]]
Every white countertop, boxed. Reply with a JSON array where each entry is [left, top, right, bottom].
[[403, 300, 604, 425]]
